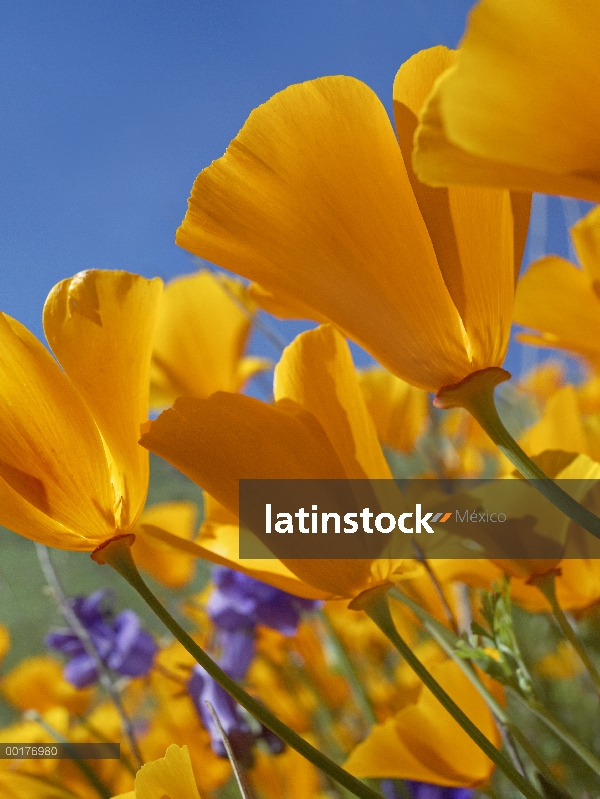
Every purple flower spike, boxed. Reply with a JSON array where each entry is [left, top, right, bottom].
[[63, 653, 101, 689], [188, 567, 321, 762], [208, 566, 321, 636], [217, 629, 256, 681], [405, 783, 473, 799], [188, 665, 256, 767], [46, 591, 157, 688], [106, 610, 157, 677]]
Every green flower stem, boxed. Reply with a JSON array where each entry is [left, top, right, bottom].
[[511, 690, 600, 776], [390, 587, 600, 778], [534, 572, 600, 693], [35, 543, 143, 771], [92, 535, 383, 799], [319, 612, 378, 727], [318, 614, 412, 799], [389, 588, 567, 794], [434, 368, 600, 540], [410, 541, 458, 633], [25, 711, 112, 799], [352, 585, 544, 799]]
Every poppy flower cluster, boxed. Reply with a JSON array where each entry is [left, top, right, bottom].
[[1, 2, 600, 798]]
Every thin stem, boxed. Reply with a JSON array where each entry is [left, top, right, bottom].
[[510, 690, 600, 775], [353, 585, 544, 799], [434, 368, 600, 540], [389, 588, 506, 716], [25, 710, 112, 799], [93, 535, 383, 799], [389, 588, 573, 794], [205, 701, 255, 799], [36, 544, 143, 770], [319, 612, 378, 727], [534, 573, 600, 693], [410, 541, 458, 633]]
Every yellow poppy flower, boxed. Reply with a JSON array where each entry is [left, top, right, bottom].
[[406, 548, 600, 618], [357, 368, 429, 453], [0, 625, 9, 665], [141, 641, 232, 794], [413, 0, 600, 203], [0, 270, 161, 550], [111, 744, 201, 799], [343, 659, 501, 786], [0, 707, 69, 780], [1, 656, 93, 716], [519, 361, 565, 409], [175, 47, 529, 393], [577, 375, 600, 415], [249, 744, 322, 799], [132, 501, 197, 588], [514, 206, 600, 369], [194, 493, 324, 599], [534, 641, 585, 680], [487, 453, 600, 581], [510, 558, 600, 615], [519, 388, 590, 461], [150, 270, 269, 409], [141, 324, 413, 599]]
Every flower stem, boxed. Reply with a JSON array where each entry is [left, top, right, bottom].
[[35, 544, 142, 771], [395, 583, 600, 778], [319, 611, 378, 727], [533, 572, 600, 692], [351, 585, 544, 799], [205, 700, 255, 799], [92, 535, 383, 799], [411, 541, 459, 633], [511, 690, 600, 775], [389, 588, 568, 794], [434, 368, 600, 540]]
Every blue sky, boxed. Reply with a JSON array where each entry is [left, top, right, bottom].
[[0, 0, 586, 382]]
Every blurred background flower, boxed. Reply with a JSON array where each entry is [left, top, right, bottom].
[[45, 589, 157, 688]]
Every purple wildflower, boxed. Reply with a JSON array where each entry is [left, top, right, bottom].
[[46, 589, 157, 688], [207, 566, 321, 636], [188, 665, 256, 766], [190, 567, 321, 763], [217, 629, 256, 681], [187, 664, 285, 767], [406, 784, 473, 799], [381, 781, 472, 799]]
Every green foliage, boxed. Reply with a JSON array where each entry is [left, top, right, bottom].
[[455, 580, 534, 697]]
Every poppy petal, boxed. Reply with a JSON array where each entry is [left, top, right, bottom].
[[413, 0, 600, 203], [571, 205, 600, 283], [394, 47, 525, 371], [345, 660, 499, 785], [132, 744, 201, 799], [176, 76, 472, 390], [140, 392, 348, 514], [150, 272, 265, 409], [43, 271, 162, 532], [274, 326, 392, 479], [0, 312, 115, 547], [514, 256, 600, 365]]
